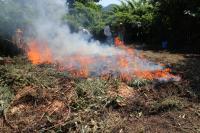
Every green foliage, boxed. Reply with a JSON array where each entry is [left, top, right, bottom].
[[65, 2, 105, 35], [0, 58, 58, 90], [76, 78, 107, 97], [128, 78, 151, 88], [63, 78, 126, 132], [72, 78, 109, 110], [0, 86, 13, 114], [0, 0, 200, 48], [149, 97, 183, 114], [66, 0, 200, 47], [150, 0, 200, 47], [65, 0, 157, 40], [107, 0, 155, 30], [94, 0, 156, 43]]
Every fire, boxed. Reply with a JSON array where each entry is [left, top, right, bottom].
[[135, 68, 171, 80], [118, 56, 128, 68], [114, 37, 124, 47], [27, 41, 52, 64], [27, 40, 180, 82]]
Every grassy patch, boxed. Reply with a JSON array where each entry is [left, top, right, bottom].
[[53, 78, 127, 132], [0, 63, 59, 91], [0, 86, 13, 115], [128, 78, 151, 88], [75, 78, 108, 97], [149, 97, 183, 114], [71, 78, 109, 111]]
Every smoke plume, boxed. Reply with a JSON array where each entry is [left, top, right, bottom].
[[1, 0, 180, 81]]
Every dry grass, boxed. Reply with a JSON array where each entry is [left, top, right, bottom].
[[0, 51, 200, 132], [149, 97, 184, 114]]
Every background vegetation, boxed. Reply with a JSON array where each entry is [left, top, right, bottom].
[[66, 0, 200, 50], [0, 0, 200, 54]]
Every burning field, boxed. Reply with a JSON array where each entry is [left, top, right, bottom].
[[20, 0, 180, 83], [27, 40, 180, 82], [0, 50, 200, 132], [0, 0, 200, 132]]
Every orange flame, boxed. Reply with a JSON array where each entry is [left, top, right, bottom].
[[134, 68, 173, 80], [27, 40, 180, 82], [114, 37, 124, 47], [27, 41, 52, 64]]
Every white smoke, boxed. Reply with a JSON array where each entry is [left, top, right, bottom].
[[25, 0, 165, 76], [29, 0, 122, 57], [13, 0, 180, 81]]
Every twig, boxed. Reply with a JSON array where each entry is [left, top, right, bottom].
[[3, 105, 19, 132], [40, 105, 71, 132]]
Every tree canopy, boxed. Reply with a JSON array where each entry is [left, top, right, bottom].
[[0, 0, 200, 49], [152, 0, 200, 47], [65, 1, 105, 38]]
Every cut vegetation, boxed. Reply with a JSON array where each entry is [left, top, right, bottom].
[[0, 50, 199, 132]]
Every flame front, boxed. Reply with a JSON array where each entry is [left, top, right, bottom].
[[28, 41, 52, 64], [27, 40, 180, 81]]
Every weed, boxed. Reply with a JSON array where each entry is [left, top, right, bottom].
[[0, 63, 58, 90], [128, 78, 151, 88], [110, 78, 121, 90], [149, 97, 183, 114], [0, 86, 13, 115], [71, 78, 109, 111]]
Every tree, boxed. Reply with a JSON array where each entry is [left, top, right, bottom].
[[65, 1, 105, 38], [151, 0, 200, 48], [104, 0, 156, 42], [67, 0, 100, 8]]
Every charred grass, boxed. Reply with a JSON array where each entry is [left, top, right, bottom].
[[0, 52, 200, 132]]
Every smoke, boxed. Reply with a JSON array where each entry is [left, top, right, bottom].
[[2, 0, 178, 80], [27, 0, 123, 56], [26, 0, 165, 76]]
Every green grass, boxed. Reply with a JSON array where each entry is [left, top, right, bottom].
[[0, 86, 13, 115], [71, 78, 109, 111], [0, 62, 59, 91], [128, 78, 151, 88], [149, 97, 183, 114]]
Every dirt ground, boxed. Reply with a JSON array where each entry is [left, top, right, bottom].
[[0, 50, 200, 133]]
